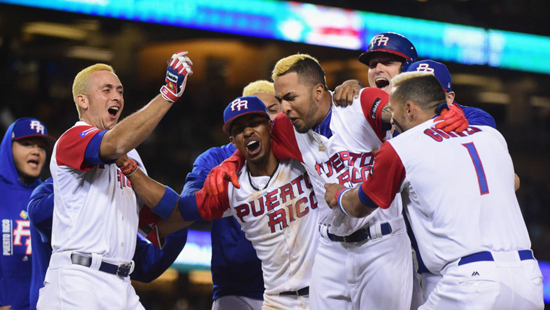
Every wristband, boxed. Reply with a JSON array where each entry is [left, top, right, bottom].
[[153, 186, 179, 219], [120, 159, 138, 177], [336, 187, 351, 216]]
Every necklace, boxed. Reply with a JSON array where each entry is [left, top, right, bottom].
[[247, 161, 280, 191], [312, 108, 331, 152]]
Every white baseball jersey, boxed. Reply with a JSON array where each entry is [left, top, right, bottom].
[[221, 159, 319, 296], [271, 88, 400, 236], [361, 120, 532, 273], [50, 121, 144, 262]]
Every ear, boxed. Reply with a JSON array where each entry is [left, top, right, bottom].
[[446, 91, 456, 105], [229, 136, 236, 148], [404, 101, 415, 120], [313, 84, 324, 100], [76, 94, 89, 112]]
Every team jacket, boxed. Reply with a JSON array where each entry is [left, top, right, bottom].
[[182, 143, 264, 301], [0, 122, 39, 310]]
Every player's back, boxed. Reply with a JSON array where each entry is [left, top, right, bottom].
[[389, 120, 531, 272]]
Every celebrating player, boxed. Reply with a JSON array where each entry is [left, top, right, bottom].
[[182, 80, 280, 310], [26, 176, 189, 310], [325, 71, 544, 310], [37, 52, 193, 309], [0, 118, 54, 310]]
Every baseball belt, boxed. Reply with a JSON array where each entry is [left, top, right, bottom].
[[458, 249, 535, 266], [279, 286, 309, 297], [326, 222, 392, 243], [71, 253, 132, 278]]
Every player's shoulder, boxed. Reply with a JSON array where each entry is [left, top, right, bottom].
[[57, 122, 101, 143], [359, 87, 389, 102]]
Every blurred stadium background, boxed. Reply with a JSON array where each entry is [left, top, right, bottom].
[[0, 0, 549, 309]]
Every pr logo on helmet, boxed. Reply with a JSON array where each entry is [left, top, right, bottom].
[[371, 34, 389, 47], [230, 98, 249, 112], [415, 63, 435, 73]]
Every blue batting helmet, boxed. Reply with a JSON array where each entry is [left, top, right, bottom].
[[359, 32, 418, 71]]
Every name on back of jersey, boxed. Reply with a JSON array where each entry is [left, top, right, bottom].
[[234, 173, 318, 233], [424, 126, 482, 142]]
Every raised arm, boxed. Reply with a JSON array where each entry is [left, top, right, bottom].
[[99, 52, 193, 161]]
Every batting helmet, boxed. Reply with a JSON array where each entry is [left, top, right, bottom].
[[359, 32, 418, 71]]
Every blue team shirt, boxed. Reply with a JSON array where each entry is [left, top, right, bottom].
[[0, 122, 42, 310], [27, 178, 189, 309], [182, 143, 264, 301]]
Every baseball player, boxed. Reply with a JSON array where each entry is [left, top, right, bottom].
[[26, 176, 189, 310], [0, 118, 54, 310], [37, 52, 193, 309], [120, 96, 320, 309], [325, 71, 544, 310], [182, 80, 280, 310], [205, 54, 467, 309]]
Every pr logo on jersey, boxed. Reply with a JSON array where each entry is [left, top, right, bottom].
[[371, 34, 389, 46], [230, 98, 249, 112], [79, 128, 98, 138]]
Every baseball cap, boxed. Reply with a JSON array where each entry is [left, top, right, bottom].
[[223, 96, 270, 133], [407, 60, 452, 92], [11, 117, 56, 145]]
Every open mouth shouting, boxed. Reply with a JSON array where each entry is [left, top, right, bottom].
[[108, 106, 120, 118], [246, 139, 261, 156], [375, 77, 390, 89]]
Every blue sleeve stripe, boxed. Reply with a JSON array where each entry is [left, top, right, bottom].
[[178, 194, 203, 222], [358, 186, 379, 209], [152, 186, 179, 219], [84, 130, 112, 165], [337, 188, 351, 216]]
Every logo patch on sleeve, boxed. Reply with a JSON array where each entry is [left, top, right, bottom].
[[370, 98, 381, 120]]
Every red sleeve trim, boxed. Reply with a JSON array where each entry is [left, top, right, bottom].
[[271, 113, 304, 163], [361, 142, 405, 209], [360, 88, 389, 142], [56, 125, 101, 171]]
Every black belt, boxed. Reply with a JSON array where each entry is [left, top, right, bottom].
[[279, 286, 309, 296], [327, 222, 392, 243], [458, 250, 535, 266], [71, 253, 132, 278]]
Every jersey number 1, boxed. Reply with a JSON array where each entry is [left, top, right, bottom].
[[462, 142, 489, 195]]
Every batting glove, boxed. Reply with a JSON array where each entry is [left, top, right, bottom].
[[160, 51, 193, 103], [434, 104, 468, 133], [204, 152, 244, 196]]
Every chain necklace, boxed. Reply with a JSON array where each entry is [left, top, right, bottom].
[[312, 108, 331, 152], [247, 161, 280, 191]]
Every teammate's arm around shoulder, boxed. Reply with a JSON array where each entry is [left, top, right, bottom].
[[99, 51, 193, 162], [333, 79, 362, 107]]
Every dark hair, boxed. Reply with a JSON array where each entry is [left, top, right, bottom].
[[391, 73, 446, 112]]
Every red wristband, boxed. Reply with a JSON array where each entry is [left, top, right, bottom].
[[120, 159, 138, 177]]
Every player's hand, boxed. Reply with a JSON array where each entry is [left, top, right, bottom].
[[434, 104, 468, 133], [204, 165, 240, 196], [333, 79, 362, 107], [324, 183, 345, 208], [160, 51, 193, 103], [115, 154, 129, 167]]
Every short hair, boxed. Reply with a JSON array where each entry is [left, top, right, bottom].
[[242, 80, 274, 96], [271, 54, 327, 89], [72, 63, 115, 118], [390, 71, 446, 112]]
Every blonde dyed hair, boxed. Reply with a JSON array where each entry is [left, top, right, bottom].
[[390, 71, 445, 112], [72, 63, 115, 118], [242, 80, 274, 96], [271, 54, 327, 89]]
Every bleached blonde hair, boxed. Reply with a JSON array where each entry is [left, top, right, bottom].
[[242, 80, 274, 96], [271, 54, 327, 89], [72, 63, 115, 118]]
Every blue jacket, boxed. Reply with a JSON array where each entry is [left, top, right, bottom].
[[0, 122, 42, 310], [27, 178, 189, 309], [182, 143, 264, 301]]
